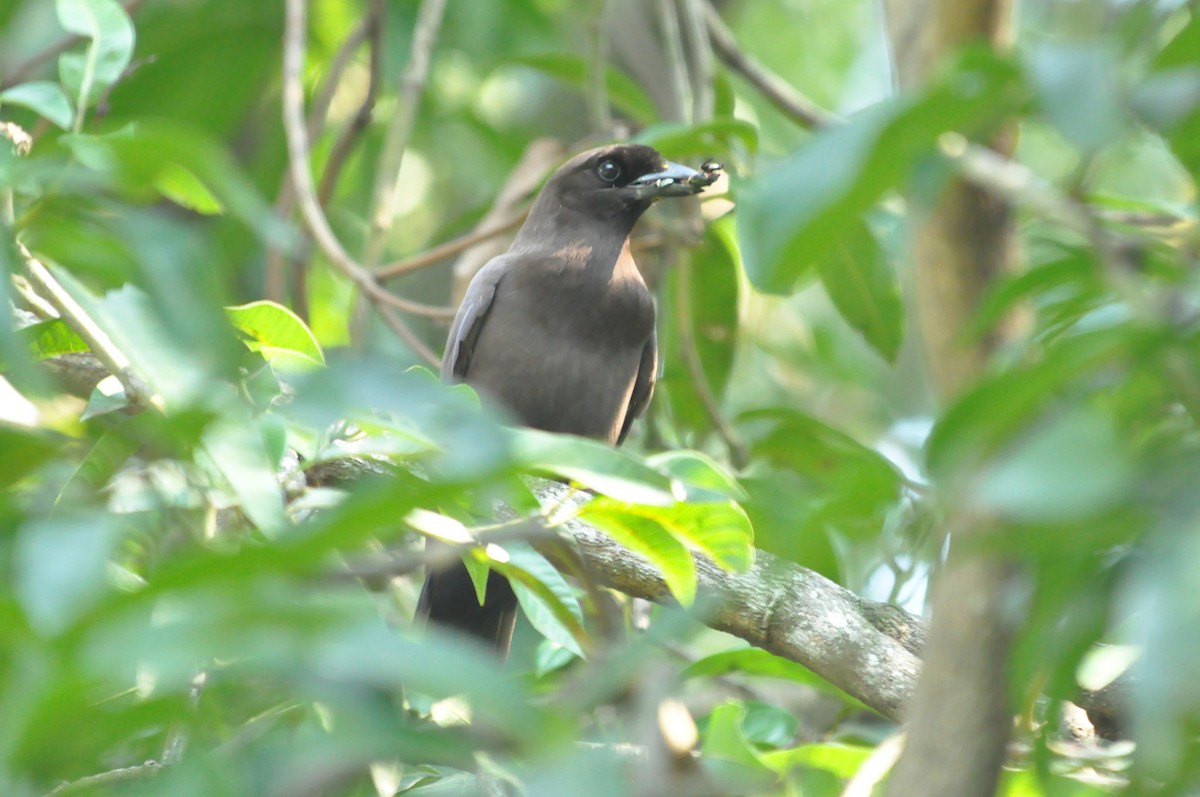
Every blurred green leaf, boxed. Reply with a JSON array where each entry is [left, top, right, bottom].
[[509, 428, 675, 506], [737, 49, 1020, 293], [635, 119, 758, 158], [226, 300, 325, 368], [1023, 40, 1127, 153], [59, 122, 293, 249], [816, 218, 904, 362], [738, 701, 800, 749], [16, 513, 121, 634], [501, 543, 586, 657], [515, 54, 657, 124], [701, 703, 773, 774], [972, 406, 1134, 522], [763, 742, 872, 779], [56, 0, 135, 114], [645, 449, 747, 502], [200, 414, 286, 534], [0, 81, 74, 129], [741, 408, 902, 543], [1147, 14, 1200, 176], [0, 425, 62, 489], [661, 220, 741, 439]]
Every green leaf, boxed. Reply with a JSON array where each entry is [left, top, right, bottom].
[[1148, 15, 1200, 178], [154, 162, 226, 215], [514, 54, 657, 124], [635, 119, 758, 158], [0, 81, 74, 129], [645, 449, 747, 502], [21, 318, 90, 359], [926, 327, 1139, 480], [60, 122, 295, 250], [80, 374, 128, 420], [578, 497, 698, 605], [701, 703, 772, 773], [509, 428, 675, 506], [740, 408, 902, 544], [16, 513, 121, 634], [664, 501, 755, 572], [500, 543, 586, 657], [738, 702, 800, 749], [56, 0, 135, 113], [0, 425, 62, 489], [200, 414, 286, 534], [1023, 40, 1127, 153], [737, 49, 1020, 294], [226, 300, 325, 368], [763, 743, 873, 779], [971, 406, 1134, 523], [687, 648, 817, 681], [661, 220, 742, 439], [816, 219, 904, 363]]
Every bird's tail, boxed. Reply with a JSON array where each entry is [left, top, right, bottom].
[[416, 558, 518, 658]]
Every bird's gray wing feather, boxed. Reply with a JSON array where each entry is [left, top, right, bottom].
[[617, 329, 657, 445], [441, 257, 509, 383]]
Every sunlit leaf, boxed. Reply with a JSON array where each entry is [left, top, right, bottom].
[[578, 497, 697, 605], [226, 300, 325, 367]]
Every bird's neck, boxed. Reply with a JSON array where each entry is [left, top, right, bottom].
[[511, 200, 644, 283]]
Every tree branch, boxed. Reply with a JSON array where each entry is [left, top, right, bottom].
[[281, 0, 443, 366], [522, 480, 922, 721]]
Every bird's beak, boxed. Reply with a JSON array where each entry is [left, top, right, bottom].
[[630, 161, 709, 199]]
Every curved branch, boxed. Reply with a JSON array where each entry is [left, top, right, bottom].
[[524, 480, 922, 721]]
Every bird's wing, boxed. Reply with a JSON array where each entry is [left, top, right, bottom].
[[441, 257, 509, 382], [617, 329, 658, 445]]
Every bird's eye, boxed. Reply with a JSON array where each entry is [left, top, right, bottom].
[[596, 159, 622, 184]]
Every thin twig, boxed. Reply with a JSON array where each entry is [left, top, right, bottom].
[[45, 761, 162, 796], [585, 0, 614, 132], [701, 0, 836, 129], [656, 0, 692, 122], [362, 0, 448, 269], [1, 0, 149, 90], [674, 256, 749, 469], [375, 211, 527, 280], [265, 11, 375, 304], [281, 0, 440, 366], [317, 0, 385, 205], [20, 246, 166, 412], [679, 0, 714, 122]]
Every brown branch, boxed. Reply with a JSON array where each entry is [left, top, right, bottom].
[[701, 0, 836, 130], [281, 0, 440, 366], [375, 212, 527, 280], [266, 10, 377, 305], [317, 0, 385, 206], [362, 0, 448, 269], [524, 480, 923, 721]]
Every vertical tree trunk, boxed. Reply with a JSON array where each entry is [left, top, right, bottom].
[[882, 1, 1020, 796]]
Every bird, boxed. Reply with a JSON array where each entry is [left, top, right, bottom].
[[417, 143, 719, 656]]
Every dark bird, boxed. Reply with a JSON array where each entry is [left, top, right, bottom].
[[417, 143, 719, 656]]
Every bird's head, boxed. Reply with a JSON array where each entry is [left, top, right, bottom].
[[544, 144, 719, 222]]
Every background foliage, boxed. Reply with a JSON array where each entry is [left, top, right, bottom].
[[1, 0, 1198, 795]]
